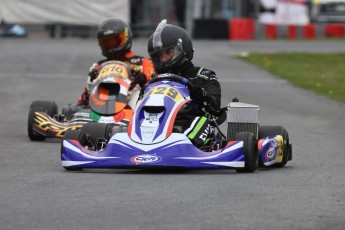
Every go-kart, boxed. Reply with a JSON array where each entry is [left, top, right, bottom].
[[27, 61, 134, 141], [61, 74, 292, 172]]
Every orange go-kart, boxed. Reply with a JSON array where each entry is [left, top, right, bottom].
[[27, 60, 146, 141]]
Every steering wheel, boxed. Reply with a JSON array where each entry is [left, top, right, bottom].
[[139, 73, 195, 99], [139, 73, 227, 119]]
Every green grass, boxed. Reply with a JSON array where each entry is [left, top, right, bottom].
[[236, 52, 345, 103]]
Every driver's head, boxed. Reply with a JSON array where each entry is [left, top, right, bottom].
[[147, 20, 194, 74], [97, 18, 132, 60]]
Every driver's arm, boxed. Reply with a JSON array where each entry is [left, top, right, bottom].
[[204, 73, 221, 115]]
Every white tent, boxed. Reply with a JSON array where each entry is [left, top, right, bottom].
[[0, 0, 129, 25]]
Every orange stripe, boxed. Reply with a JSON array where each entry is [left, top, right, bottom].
[[166, 100, 189, 138], [114, 78, 130, 88], [128, 115, 133, 136]]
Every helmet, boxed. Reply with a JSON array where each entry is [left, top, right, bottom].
[[97, 18, 132, 59], [148, 20, 194, 74]]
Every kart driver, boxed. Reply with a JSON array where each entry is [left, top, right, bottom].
[[147, 20, 221, 147], [77, 18, 154, 109]]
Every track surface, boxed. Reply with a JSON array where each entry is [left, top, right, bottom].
[[1, 38, 345, 230]]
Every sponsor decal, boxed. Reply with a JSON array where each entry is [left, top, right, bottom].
[[149, 113, 158, 118], [98, 116, 115, 123], [146, 114, 158, 122], [130, 154, 162, 165], [199, 124, 211, 142], [265, 139, 278, 160], [275, 136, 284, 157], [265, 148, 276, 160], [142, 127, 155, 138]]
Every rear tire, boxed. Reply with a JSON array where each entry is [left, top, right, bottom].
[[235, 132, 258, 173], [258, 126, 291, 167], [61, 130, 82, 171], [28, 101, 58, 141], [29, 100, 58, 116]]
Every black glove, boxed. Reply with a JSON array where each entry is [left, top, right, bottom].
[[190, 86, 207, 104], [132, 70, 146, 86]]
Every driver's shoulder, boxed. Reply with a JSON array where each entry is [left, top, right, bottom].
[[195, 66, 216, 80]]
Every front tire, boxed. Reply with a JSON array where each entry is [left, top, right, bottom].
[[28, 107, 47, 141], [235, 132, 258, 173], [27, 101, 58, 141]]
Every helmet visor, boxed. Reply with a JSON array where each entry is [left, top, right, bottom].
[[149, 43, 183, 65], [98, 32, 127, 52]]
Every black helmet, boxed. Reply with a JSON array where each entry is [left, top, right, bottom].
[[148, 20, 194, 74], [97, 18, 132, 59]]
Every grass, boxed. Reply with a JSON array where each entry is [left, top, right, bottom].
[[236, 52, 345, 103]]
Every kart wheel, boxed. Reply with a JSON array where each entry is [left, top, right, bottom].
[[79, 123, 114, 150], [28, 107, 47, 141], [28, 101, 58, 141], [235, 132, 258, 173], [111, 125, 128, 135], [61, 130, 83, 171], [258, 126, 291, 167], [29, 100, 58, 116], [63, 129, 81, 141]]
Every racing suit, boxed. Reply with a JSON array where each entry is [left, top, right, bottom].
[[78, 51, 154, 109], [174, 62, 221, 147]]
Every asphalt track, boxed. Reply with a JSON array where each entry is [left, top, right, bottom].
[[1, 37, 345, 230]]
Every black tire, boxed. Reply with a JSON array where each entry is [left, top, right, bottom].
[[27, 101, 58, 141], [29, 100, 58, 116], [111, 125, 128, 136], [63, 129, 81, 140], [235, 132, 258, 173], [61, 130, 83, 171], [79, 123, 114, 149], [61, 129, 81, 156], [258, 126, 291, 167], [28, 107, 47, 141]]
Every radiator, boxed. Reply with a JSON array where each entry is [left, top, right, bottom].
[[227, 102, 260, 141]]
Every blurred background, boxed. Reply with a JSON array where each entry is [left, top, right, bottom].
[[1, 0, 345, 39]]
